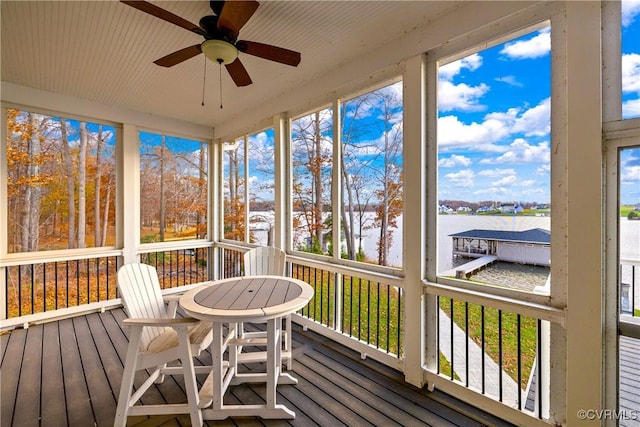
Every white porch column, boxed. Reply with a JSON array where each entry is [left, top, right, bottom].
[[120, 123, 140, 265], [561, 2, 603, 424], [273, 114, 287, 250], [403, 53, 427, 387]]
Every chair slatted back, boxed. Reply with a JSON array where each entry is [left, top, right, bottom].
[[117, 263, 167, 351], [244, 246, 286, 276]]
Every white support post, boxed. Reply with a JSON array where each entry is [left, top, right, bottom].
[[243, 134, 250, 244], [332, 100, 343, 330], [402, 53, 427, 387], [332, 99, 342, 263], [424, 53, 439, 377], [273, 114, 287, 251], [562, 2, 604, 425], [120, 123, 140, 266], [210, 137, 220, 280], [601, 2, 622, 422], [0, 105, 7, 321]]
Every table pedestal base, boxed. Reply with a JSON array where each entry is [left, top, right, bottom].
[[199, 317, 296, 420], [202, 404, 295, 420]]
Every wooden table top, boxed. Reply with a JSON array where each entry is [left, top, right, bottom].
[[180, 275, 314, 323]]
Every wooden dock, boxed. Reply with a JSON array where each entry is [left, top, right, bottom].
[[442, 255, 498, 279]]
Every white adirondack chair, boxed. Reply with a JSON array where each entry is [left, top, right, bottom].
[[114, 263, 212, 427], [240, 246, 293, 369]]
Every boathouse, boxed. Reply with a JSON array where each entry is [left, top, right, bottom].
[[450, 228, 551, 266]]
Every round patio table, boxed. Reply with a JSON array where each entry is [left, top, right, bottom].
[[179, 275, 313, 420]]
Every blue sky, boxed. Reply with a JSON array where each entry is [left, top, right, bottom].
[[242, 3, 640, 206], [438, 2, 640, 204]]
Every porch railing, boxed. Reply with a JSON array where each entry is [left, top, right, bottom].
[[2, 252, 121, 321], [425, 281, 565, 426], [139, 246, 211, 290], [0, 244, 213, 327]]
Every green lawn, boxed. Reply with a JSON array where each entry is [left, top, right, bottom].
[[439, 297, 537, 389]]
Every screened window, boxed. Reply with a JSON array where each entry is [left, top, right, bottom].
[[222, 137, 245, 242], [139, 131, 208, 243], [291, 107, 333, 255], [247, 129, 276, 245], [618, 146, 640, 318], [341, 82, 403, 267], [6, 109, 116, 252], [222, 129, 276, 244], [436, 26, 552, 293]]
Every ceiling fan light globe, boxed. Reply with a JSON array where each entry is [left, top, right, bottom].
[[201, 39, 238, 65]]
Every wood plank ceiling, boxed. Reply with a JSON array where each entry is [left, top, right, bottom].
[[1, 1, 458, 131]]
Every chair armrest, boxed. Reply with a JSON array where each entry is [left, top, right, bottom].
[[163, 294, 182, 302], [123, 317, 200, 327], [163, 294, 182, 317]]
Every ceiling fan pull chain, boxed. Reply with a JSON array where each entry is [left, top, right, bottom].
[[201, 58, 207, 106], [218, 59, 224, 109]]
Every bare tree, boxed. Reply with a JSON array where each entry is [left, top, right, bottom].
[[94, 125, 103, 246], [371, 86, 403, 266], [60, 118, 76, 249], [20, 113, 43, 251], [291, 109, 332, 253], [340, 93, 380, 260], [77, 122, 88, 248]]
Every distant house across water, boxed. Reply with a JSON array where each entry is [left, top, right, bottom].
[[449, 228, 551, 266]]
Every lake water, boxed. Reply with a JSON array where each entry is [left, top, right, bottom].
[[358, 214, 552, 271], [251, 212, 639, 271]]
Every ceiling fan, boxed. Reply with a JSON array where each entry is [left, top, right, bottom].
[[121, 0, 301, 87]]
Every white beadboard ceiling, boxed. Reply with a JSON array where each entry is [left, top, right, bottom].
[[1, 1, 459, 132]]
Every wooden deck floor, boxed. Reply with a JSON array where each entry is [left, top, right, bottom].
[[1, 308, 516, 427]]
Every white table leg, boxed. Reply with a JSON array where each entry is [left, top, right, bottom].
[[201, 317, 295, 420], [266, 318, 277, 408], [212, 322, 224, 411]]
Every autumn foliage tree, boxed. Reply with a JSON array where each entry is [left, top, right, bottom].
[[6, 109, 116, 252]]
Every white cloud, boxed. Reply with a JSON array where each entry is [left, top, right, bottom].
[[500, 28, 551, 59], [439, 54, 483, 81], [249, 131, 269, 151], [621, 165, 640, 182], [537, 164, 551, 175], [438, 81, 489, 112], [478, 168, 517, 178], [437, 115, 509, 149], [492, 175, 517, 186], [622, 53, 640, 94], [495, 75, 523, 87], [623, 98, 640, 119], [438, 155, 472, 168], [445, 169, 475, 187], [438, 98, 550, 150], [622, 0, 640, 27], [480, 138, 550, 164], [473, 186, 509, 197], [511, 98, 551, 136]]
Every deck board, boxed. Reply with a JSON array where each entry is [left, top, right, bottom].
[[1, 308, 522, 427], [41, 322, 67, 427]]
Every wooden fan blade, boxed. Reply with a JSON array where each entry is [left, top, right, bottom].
[[154, 44, 202, 67], [121, 1, 206, 36], [225, 58, 252, 87], [236, 40, 301, 66], [217, 1, 259, 40]]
